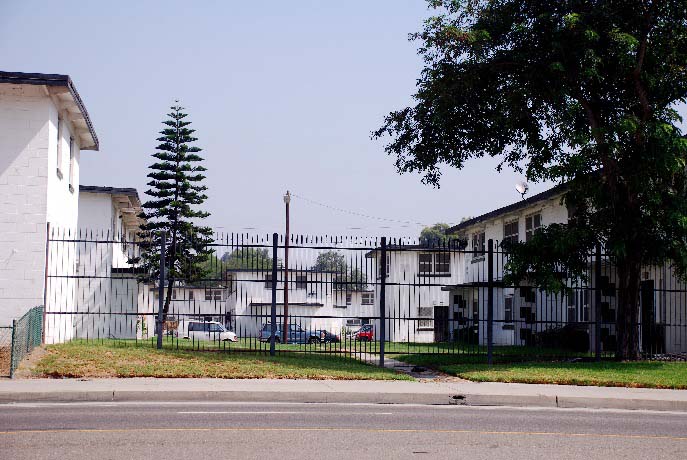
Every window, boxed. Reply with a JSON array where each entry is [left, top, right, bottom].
[[582, 290, 590, 322], [419, 253, 451, 275], [418, 307, 433, 329], [419, 253, 433, 274], [295, 275, 307, 290], [378, 253, 390, 277], [504, 297, 513, 323], [361, 292, 374, 305], [121, 229, 128, 252], [264, 274, 273, 289], [346, 293, 352, 306], [172, 289, 177, 300], [209, 323, 223, 332], [525, 213, 542, 241], [204, 289, 223, 301], [56, 117, 63, 178], [434, 252, 450, 274], [188, 290, 194, 301], [68, 137, 75, 193], [503, 220, 519, 245], [472, 232, 485, 258], [567, 291, 577, 323]]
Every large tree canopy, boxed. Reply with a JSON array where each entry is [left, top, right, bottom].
[[135, 104, 213, 319], [419, 223, 451, 245], [374, 0, 687, 359], [314, 250, 368, 291]]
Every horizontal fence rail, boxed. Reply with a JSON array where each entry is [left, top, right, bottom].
[[42, 228, 687, 366]]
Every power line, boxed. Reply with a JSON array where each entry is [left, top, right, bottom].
[[290, 192, 455, 227]]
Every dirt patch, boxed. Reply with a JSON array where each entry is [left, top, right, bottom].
[[12, 346, 48, 379], [0, 346, 9, 377]]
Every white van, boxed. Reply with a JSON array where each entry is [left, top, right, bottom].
[[182, 320, 238, 342]]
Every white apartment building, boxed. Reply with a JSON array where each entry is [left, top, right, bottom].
[[367, 246, 465, 343], [69, 186, 149, 341], [0, 71, 98, 329], [224, 268, 376, 337], [446, 183, 686, 354]]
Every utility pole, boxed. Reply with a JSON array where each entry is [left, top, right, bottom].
[[283, 191, 291, 343]]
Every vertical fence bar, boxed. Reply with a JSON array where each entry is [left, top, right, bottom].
[[487, 239, 494, 366], [379, 237, 387, 368], [595, 243, 602, 361], [9, 320, 16, 378], [157, 232, 166, 350], [42, 222, 50, 344], [270, 232, 278, 357]]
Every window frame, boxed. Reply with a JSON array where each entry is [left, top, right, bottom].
[[434, 252, 450, 275], [503, 219, 519, 245], [418, 253, 433, 274], [419, 252, 451, 276], [504, 296, 514, 324], [68, 137, 75, 193], [361, 292, 374, 305], [525, 213, 542, 242], [471, 232, 486, 261], [295, 275, 307, 290], [56, 117, 64, 179], [418, 306, 434, 330]]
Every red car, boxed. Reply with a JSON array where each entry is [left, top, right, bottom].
[[352, 324, 374, 341]]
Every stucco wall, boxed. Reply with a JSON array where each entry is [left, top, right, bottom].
[[0, 84, 51, 325], [373, 250, 465, 343]]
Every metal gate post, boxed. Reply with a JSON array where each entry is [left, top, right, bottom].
[[156, 232, 166, 350], [595, 243, 602, 361], [379, 237, 387, 368], [9, 320, 16, 378], [487, 239, 494, 366], [270, 233, 278, 357]]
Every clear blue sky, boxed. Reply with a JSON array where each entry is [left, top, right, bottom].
[[1, 0, 556, 236]]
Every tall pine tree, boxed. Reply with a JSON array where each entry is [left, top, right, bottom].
[[135, 103, 213, 320]]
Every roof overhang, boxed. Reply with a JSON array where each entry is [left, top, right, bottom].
[[0, 71, 99, 151], [446, 183, 569, 235], [80, 185, 142, 227]]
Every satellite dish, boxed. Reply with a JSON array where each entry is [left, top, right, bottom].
[[515, 181, 529, 199]]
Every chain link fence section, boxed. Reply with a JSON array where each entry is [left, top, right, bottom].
[[9, 306, 44, 378]]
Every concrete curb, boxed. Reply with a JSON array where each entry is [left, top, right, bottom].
[[2, 388, 687, 411], [0, 390, 451, 405], [2, 378, 686, 411]]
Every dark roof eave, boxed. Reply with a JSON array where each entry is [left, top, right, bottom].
[[80, 185, 139, 199], [446, 183, 569, 234], [0, 71, 99, 151]]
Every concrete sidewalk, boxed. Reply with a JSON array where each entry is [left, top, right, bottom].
[[0, 378, 686, 411]]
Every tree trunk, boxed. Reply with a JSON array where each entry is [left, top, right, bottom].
[[615, 255, 641, 360], [162, 275, 174, 324]]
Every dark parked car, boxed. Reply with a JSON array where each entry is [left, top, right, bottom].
[[259, 323, 340, 344]]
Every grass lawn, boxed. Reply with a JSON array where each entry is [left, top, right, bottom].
[[31, 341, 412, 380], [396, 354, 687, 389]]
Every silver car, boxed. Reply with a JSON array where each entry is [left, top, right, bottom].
[[183, 320, 238, 342]]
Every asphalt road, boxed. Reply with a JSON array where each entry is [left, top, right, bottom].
[[1, 402, 686, 459]]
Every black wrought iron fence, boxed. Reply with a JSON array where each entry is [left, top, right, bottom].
[[42, 227, 687, 364]]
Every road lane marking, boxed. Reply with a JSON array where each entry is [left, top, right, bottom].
[[177, 411, 394, 415], [0, 427, 686, 441]]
